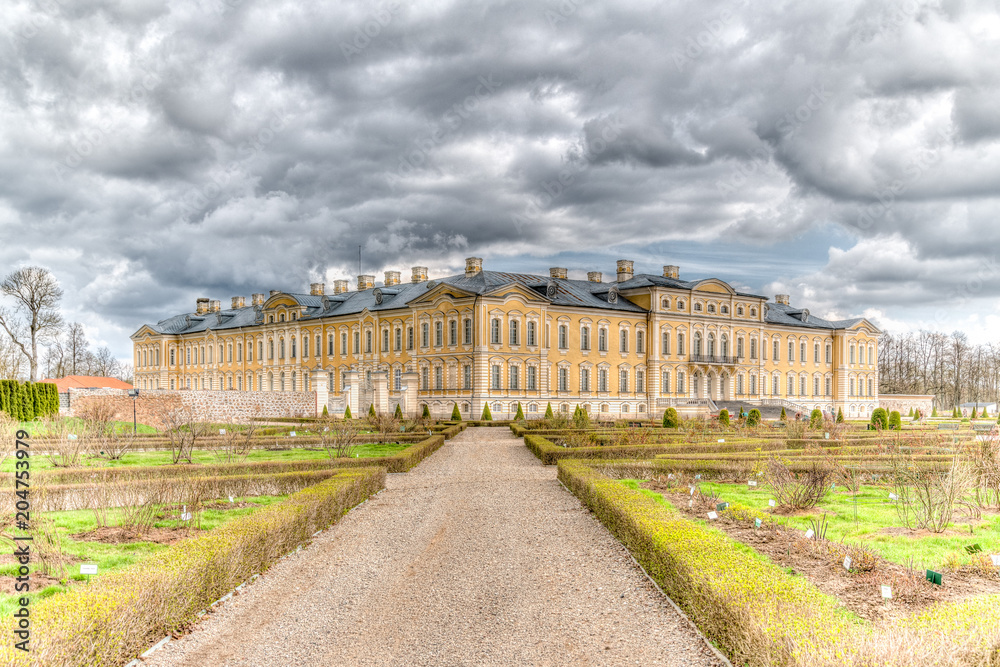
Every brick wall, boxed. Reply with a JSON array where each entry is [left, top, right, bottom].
[[69, 388, 318, 424]]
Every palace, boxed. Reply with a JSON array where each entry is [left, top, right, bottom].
[[131, 258, 881, 419]]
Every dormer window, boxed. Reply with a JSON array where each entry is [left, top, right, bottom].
[[694, 303, 703, 312], [750, 307, 757, 317], [737, 306, 744, 316], [661, 298, 670, 309], [721, 305, 728, 314], [677, 300, 685, 310], [707, 304, 716, 314]]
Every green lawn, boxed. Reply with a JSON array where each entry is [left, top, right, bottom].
[[0, 442, 411, 472], [623, 479, 1000, 571], [16, 418, 158, 436], [0, 495, 287, 616]]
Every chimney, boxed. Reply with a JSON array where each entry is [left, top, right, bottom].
[[384, 270, 401, 286], [209, 299, 221, 313], [587, 271, 602, 283], [251, 293, 265, 306], [269, 290, 280, 297], [549, 267, 567, 279], [663, 265, 679, 279], [616, 259, 634, 282], [465, 257, 483, 277], [195, 298, 210, 314], [231, 296, 246, 309], [411, 266, 428, 283], [357, 275, 375, 291], [310, 282, 325, 296], [775, 294, 790, 306], [333, 279, 349, 294]]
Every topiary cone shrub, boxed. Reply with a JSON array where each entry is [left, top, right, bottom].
[[888, 410, 902, 430], [809, 409, 823, 430], [514, 402, 525, 420], [421, 404, 431, 419], [321, 404, 329, 417], [971, 407, 978, 419], [718, 409, 730, 426], [931, 406, 938, 418], [481, 403, 493, 421], [394, 404, 403, 419], [662, 407, 680, 428], [344, 405, 352, 419], [870, 407, 888, 430], [451, 403, 462, 421], [544, 402, 554, 419], [836, 407, 844, 423], [747, 408, 761, 427], [368, 404, 377, 418], [780, 407, 787, 421]]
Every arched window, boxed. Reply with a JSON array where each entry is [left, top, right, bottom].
[[677, 300, 685, 310], [170, 349, 175, 365], [598, 328, 608, 351], [750, 307, 757, 317], [661, 298, 669, 309], [292, 337, 297, 358], [279, 313, 285, 322], [850, 345, 856, 364], [737, 306, 744, 316], [693, 333, 702, 356], [707, 334, 716, 357], [279, 338, 286, 359], [636, 330, 644, 354], [269, 340, 274, 359], [721, 305, 728, 314], [694, 302, 703, 312], [558, 324, 568, 349], [721, 335, 728, 357]]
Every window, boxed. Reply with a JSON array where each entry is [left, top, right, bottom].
[[526, 321, 536, 346], [773, 340, 780, 362], [620, 369, 629, 392], [694, 333, 702, 356], [491, 365, 501, 390], [365, 331, 372, 354], [788, 341, 794, 362], [800, 341, 806, 363], [662, 371, 670, 393], [737, 306, 744, 316], [772, 375, 779, 395], [421, 323, 429, 347], [677, 300, 685, 310], [737, 375, 744, 395], [813, 377, 820, 395], [814, 343, 820, 363], [434, 321, 443, 347], [598, 368, 608, 392], [636, 370, 645, 393], [395, 328, 402, 351], [619, 329, 628, 353], [509, 320, 519, 346], [581, 326, 590, 351], [434, 366, 443, 390], [708, 304, 715, 313], [341, 332, 348, 356], [694, 303, 702, 312], [850, 345, 856, 364], [558, 367, 568, 391], [510, 365, 520, 390], [737, 338, 744, 359], [491, 318, 501, 344], [464, 319, 472, 344], [279, 313, 285, 322], [721, 305, 728, 314], [463, 365, 472, 389], [382, 329, 389, 353], [580, 368, 590, 391], [421, 367, 429, 390], [301, 337, 308, 358], [186, 348, 191, 365], [850, 378, 855, 396], [353, 332, 360, 354], [787, 375, 795, 396], [280, 338, 286, 359], [558, 325, 568, 349], [527, 366, 537, 390], [407, 327, 414, 350], [678, 371, 685, 393], [662, 331, 670, 356], [750, 375, 756, 395], [268, 340, 274, 360], [721, 336, 728, 357], [677, 333, 685, 355], [661, 298, 670, 309], [258, 341, 263, 361], [170, 349, 175, 365], [598, 328, 608, 352], [315, 335, 320, 358], [825, 377, 831, 395], [394, 368, 402, 391], [636, 331, 644, 354], [449, 320, 458, 346], [868, 378, 873, 395], [800, 376, 806, 395], [824, 344, 831, 364], [291, 337, 297, 358], [860, 346, 866, 364]]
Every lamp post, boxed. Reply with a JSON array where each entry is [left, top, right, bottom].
[[127, 389, 140, 434]]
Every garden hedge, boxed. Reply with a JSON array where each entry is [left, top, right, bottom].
[[0, 467, 385, 667]]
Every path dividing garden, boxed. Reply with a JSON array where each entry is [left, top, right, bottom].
[[146, 427, 722, 666]]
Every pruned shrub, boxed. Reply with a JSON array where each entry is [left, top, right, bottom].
[[718, 409, 730, 426], [662, 407, 680, 428], [809, 408, 823, 430], [746, 408, 761, 427], [544, 402, 554, 419], [451, 403, 461, 421], [514, 402, 524, 421], [870, 407, 888, 430], [889, 447, 973, 533], [421, 404, 431, 419], [572, 404, 590, 429], [888, 410, 902, 430], [481, 403, 492, 421], [765, 456, 833, 510]]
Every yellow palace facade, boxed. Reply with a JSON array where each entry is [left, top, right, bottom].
[[131, 258, 882, 420]]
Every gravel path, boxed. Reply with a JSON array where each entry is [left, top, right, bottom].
[[145, 427, 724, 666]]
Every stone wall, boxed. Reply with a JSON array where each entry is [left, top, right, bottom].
[[878, 394, 935, 416], [69, 388, 319, 424]]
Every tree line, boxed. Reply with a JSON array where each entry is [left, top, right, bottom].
[[878, 330, 999, 409], [0, 266, 132, 383]]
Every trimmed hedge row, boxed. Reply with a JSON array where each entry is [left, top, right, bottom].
[[556, 459, 855, 665], [0, 380, 59, 421], [0, 467, 385, 667]]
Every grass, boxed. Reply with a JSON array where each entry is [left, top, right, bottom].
[[623, 479, 1000, 571], [16, 418, 158, 436], [0, 442, 411, 472], [0, 495, 287, 616]]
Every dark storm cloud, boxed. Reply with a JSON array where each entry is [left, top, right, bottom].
[[2, 0, 1000, 356]]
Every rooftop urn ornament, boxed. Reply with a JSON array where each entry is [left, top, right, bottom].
[[545, 280, 557, 299], [607, 285, 619, 304], [373, 288, 384, 305]]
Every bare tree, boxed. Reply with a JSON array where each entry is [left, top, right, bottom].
[[65, 322, 91, 376], [0, 266, 64, 381], [92, 345, 120, 378], [0, 334, 24, 379]]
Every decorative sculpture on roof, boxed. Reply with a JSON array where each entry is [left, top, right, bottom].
[[545, 280, 557, 299], [373, 288, 383, 305], [322, 295, 331, 310], [607, 285, 619, 304]]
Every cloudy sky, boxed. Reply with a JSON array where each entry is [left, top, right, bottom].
[[3, 0, 1000, 363]]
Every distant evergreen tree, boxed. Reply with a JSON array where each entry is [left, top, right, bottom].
[[421, 404, 431, 419], [907, 407, 914, 418], [931, 406, 938, 418], [344, 405, 352, 419], [322, 404, 329, 417], [394, 404, 403, 419], [747, 408, 761, 427], [368, 404, 377, 418], [718, 409, 730, 426], [451, 403, 462, 421], [972, 407, 979, 419], [544, 402, 554, 419], [836, 408, 844, 423], [514, 402, 525, 421], [809, 408, 823, 429], [481, 403, 493, 421], [780, 407, 787, 421]]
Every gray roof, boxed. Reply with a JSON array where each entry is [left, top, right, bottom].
[[136, 270, 871, 337]]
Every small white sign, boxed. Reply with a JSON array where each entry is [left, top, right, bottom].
[[695, 474, 702, 479], [843, 557, 852, 571], [324, 427, 329, 432], [804, 529, 815, 539], [688, 500, 693, 508], [667, 474, 674, 479], [80, 564, 98, 575], [219, 428, 226, 435], [991, 555, 1000, 567], [707, 511, 718, 520], [768, 499, 776, 507], [748, 480, 757, 487], [67, 434, 77, 440], [888, 492, 898, 501], [228, 496, 234, 503], [881, 585, 892, 599], [289, 431, 297, 437], [718, 438, 725, 443], [755, 518, 762, 528], [181, 512, 192, 521], [824, 432, 830, 439], [690, 487, 695, 495]]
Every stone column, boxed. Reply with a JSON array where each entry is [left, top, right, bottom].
[[313, 370, 330, 416], [401, 371, 419, 417], [345, 370, 360, 417], [373, 371, 389, 415]]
